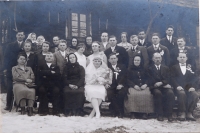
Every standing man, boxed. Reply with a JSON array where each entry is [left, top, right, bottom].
[[147, 33, 170, 66], [127, 35, 149, 69], [170, 37, 196, 70], [171, 53, 199, 121], [104, 35, 129, 68], [99, 32, 110, 51], [3, 31, 25, 110], [107, 53, 127, 118], [51, 36, 60, 53], [160, 25, 177, 51], [117, 32, 132, 51], [148, 53, 175, 122], [138, 29, 151, 48]]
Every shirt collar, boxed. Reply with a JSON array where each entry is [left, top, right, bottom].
[[178, 46, 185, 50], [131, 45, 138, 50], [153, 44, 159, 47], [155, 64, 161, 68], [179, 63, 186, 66]]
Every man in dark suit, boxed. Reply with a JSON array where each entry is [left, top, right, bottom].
[[104, 35, 129, 68], [107, 53, 127, 118], [50, 36, 60, 53], [3, 30, 25, 110], [127, 35, 149, 69], [170, 37, 196, 70], [171, 53, 199, 121], [147, 33, 170, 66], [160, 25, 177, 51], [38, 52, 61, 116], [138, 30, 151, 48], [99, 32, 111, 51], [148, 52, 175, 122]]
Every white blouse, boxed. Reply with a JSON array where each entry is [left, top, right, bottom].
[[74, 52, 86, 69]]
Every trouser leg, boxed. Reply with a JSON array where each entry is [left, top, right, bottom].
[[20, 99, 26, 107], [152, 89, 163, 116], [176, 90, 186, 112], [6, 78, 13, 107], [51, 86, 60, 112], [186, 91, 199, 113], [38, 86, 48, 113], [162, 88, 175, 116]]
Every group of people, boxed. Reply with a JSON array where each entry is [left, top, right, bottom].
[[3, 25, 199, 122]]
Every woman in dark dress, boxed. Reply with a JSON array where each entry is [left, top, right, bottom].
[[63, 53, 85, 116], [68, 37, 79, 53], [83, 35, 93, 57], [124, 55, 154, 119]]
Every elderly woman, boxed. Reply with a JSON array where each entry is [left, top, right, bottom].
[[83, 35, 93, 57], [63, 53, 85, 116], [74, 43, 87, 69], [12, 54, 35, 116], [124, 55, 154, 119], [85, 56, 112, 118], [68, 37, 78, 53]]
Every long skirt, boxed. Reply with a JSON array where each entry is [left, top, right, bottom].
[[85, 85, 106, 102], [124, 87, 154, 113], [63, 86, 85, 109], [13, 83, 35, 106]]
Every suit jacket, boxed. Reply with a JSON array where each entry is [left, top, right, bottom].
[[170, 46, 196, 70], [108, 63, 127, 88], [53, 51, 68, 74], [147, 44, 170, 66], [171, 64, 195, 91], [138, 39, 151, 48], [160, 36, 177, 51], [127, 45, 149, 69], [147, 64, 170, 90], [4, 41, 24, 77], [99, 42, 111, 52], [104, 46, 129, 68], [38, 63, 61, 87]]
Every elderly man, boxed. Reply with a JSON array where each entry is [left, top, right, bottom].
[[171, 52, 199, 121], [3, 30, 25, 110], [38, 52, 61, 116], [160, 25, 177, 51], [148, 53, 175, 122]]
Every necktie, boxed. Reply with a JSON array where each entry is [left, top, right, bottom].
[[157, 66, 160, 70], [154, 45, 158, 50]]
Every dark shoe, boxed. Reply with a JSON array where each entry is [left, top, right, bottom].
[[157, 116, 164, 121], [142, 114, 148, 120], [39, 112, 48, 116], [130, 113, 135, 119], [28, 107, 33, 116], [177, 112, 186, 121], [53, 110, 60, 117], [168, 116, 174, 122], [21, 107, 26, 115], [186, 112, 196, 121], [4, 106, 10, 111]]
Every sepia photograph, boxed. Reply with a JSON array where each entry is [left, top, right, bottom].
[[0, 0, 199, 132]]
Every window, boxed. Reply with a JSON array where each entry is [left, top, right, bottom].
[[71, 13, 89, 37]]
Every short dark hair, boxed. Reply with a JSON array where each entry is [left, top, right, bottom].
[[152, 33, 160, 38], [177, 37, 186, 42], [108, 35, 117, 41], [130, 35, 138, 39], [24, 39, 32, 45], [17, 53, 27, 60], [86, 35, 92, 40], [178, 52, 187, 57], [121, 32, 128, 37], [16, 30, 24, 35], [53, 36, 60, 40], [76, 43, 86, 50], [166, 25, 174, 30], [108, 53, 118, 59], [101, 32, 108, 36], [42, 41, 51, 47], [138, 29, 146, 34], [59, 39, 67, 45]]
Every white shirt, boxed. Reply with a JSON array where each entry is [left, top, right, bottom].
[[60, 50, 66, 58], [102, 42, 108, 48], [111, 46, 116, 52], [26, 52, 30, 57], [167, 35, 172, 42], [131, 45, 138, 50], [112, 64, 117, 70], [153, 44, 160, 49], [74, 52, 86, 69], [47, 63, 52, 68], [179, 63, 186, 75], [17, 41, 23, 46], [155, 64, 161, 70], [139, 39, 144, 45]]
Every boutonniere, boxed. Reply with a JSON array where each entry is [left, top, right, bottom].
[[186, 64, 194, 74], [160, 50, 164, 56], [158, 47, 161, 51], [51, 66, 55, 69], [115, 67, 121, 73], [113, 49, 119, 55], [137, 51, 141, 54]]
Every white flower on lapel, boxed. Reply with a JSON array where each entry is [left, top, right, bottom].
[[116, 53, 119, 55], [138, 51, 141, 54], [158, 47, 161, 51], [186, 64, 194, 74], [160, 50, 164, 56]]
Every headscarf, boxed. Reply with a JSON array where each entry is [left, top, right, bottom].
[[130, 54, 144, 71], [70, 37, 79, 50], [66, 53, 80, 75]]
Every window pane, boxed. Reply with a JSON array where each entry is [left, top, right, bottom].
[[72, 29, 78, 37], [80, 22, 86, 29], [72, 13, 78, 21], [72, 21, 78, 28], [80, 30, 86, 37], [80, 14, 86, 22]]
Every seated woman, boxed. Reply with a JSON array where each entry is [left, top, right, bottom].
[[124, 55, 154, 119], [74, 43, 87, 69], [63, 53, 85, 116], [12, 54, 35, 116], [85, 56, 112, 118]]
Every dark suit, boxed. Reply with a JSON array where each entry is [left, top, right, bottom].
[[4, 41, 24, 107], [138, 39, 151, 48], [148, 64, 175, 116], [104, 46, 129, 68], [170, 46, 196, 70], [38, 63, 61, 114], [99, 42, 111, 52], [127, 45, 149, 69], [160, 36, 177, 51], [107, 63, 127, 115], [147, 44, 170, 66], [171, 64, 199, 113]]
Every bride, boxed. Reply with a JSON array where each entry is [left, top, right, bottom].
[[85, 56, 112, 118]]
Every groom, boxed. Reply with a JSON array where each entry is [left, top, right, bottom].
[[107, 53, 127, 118]]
